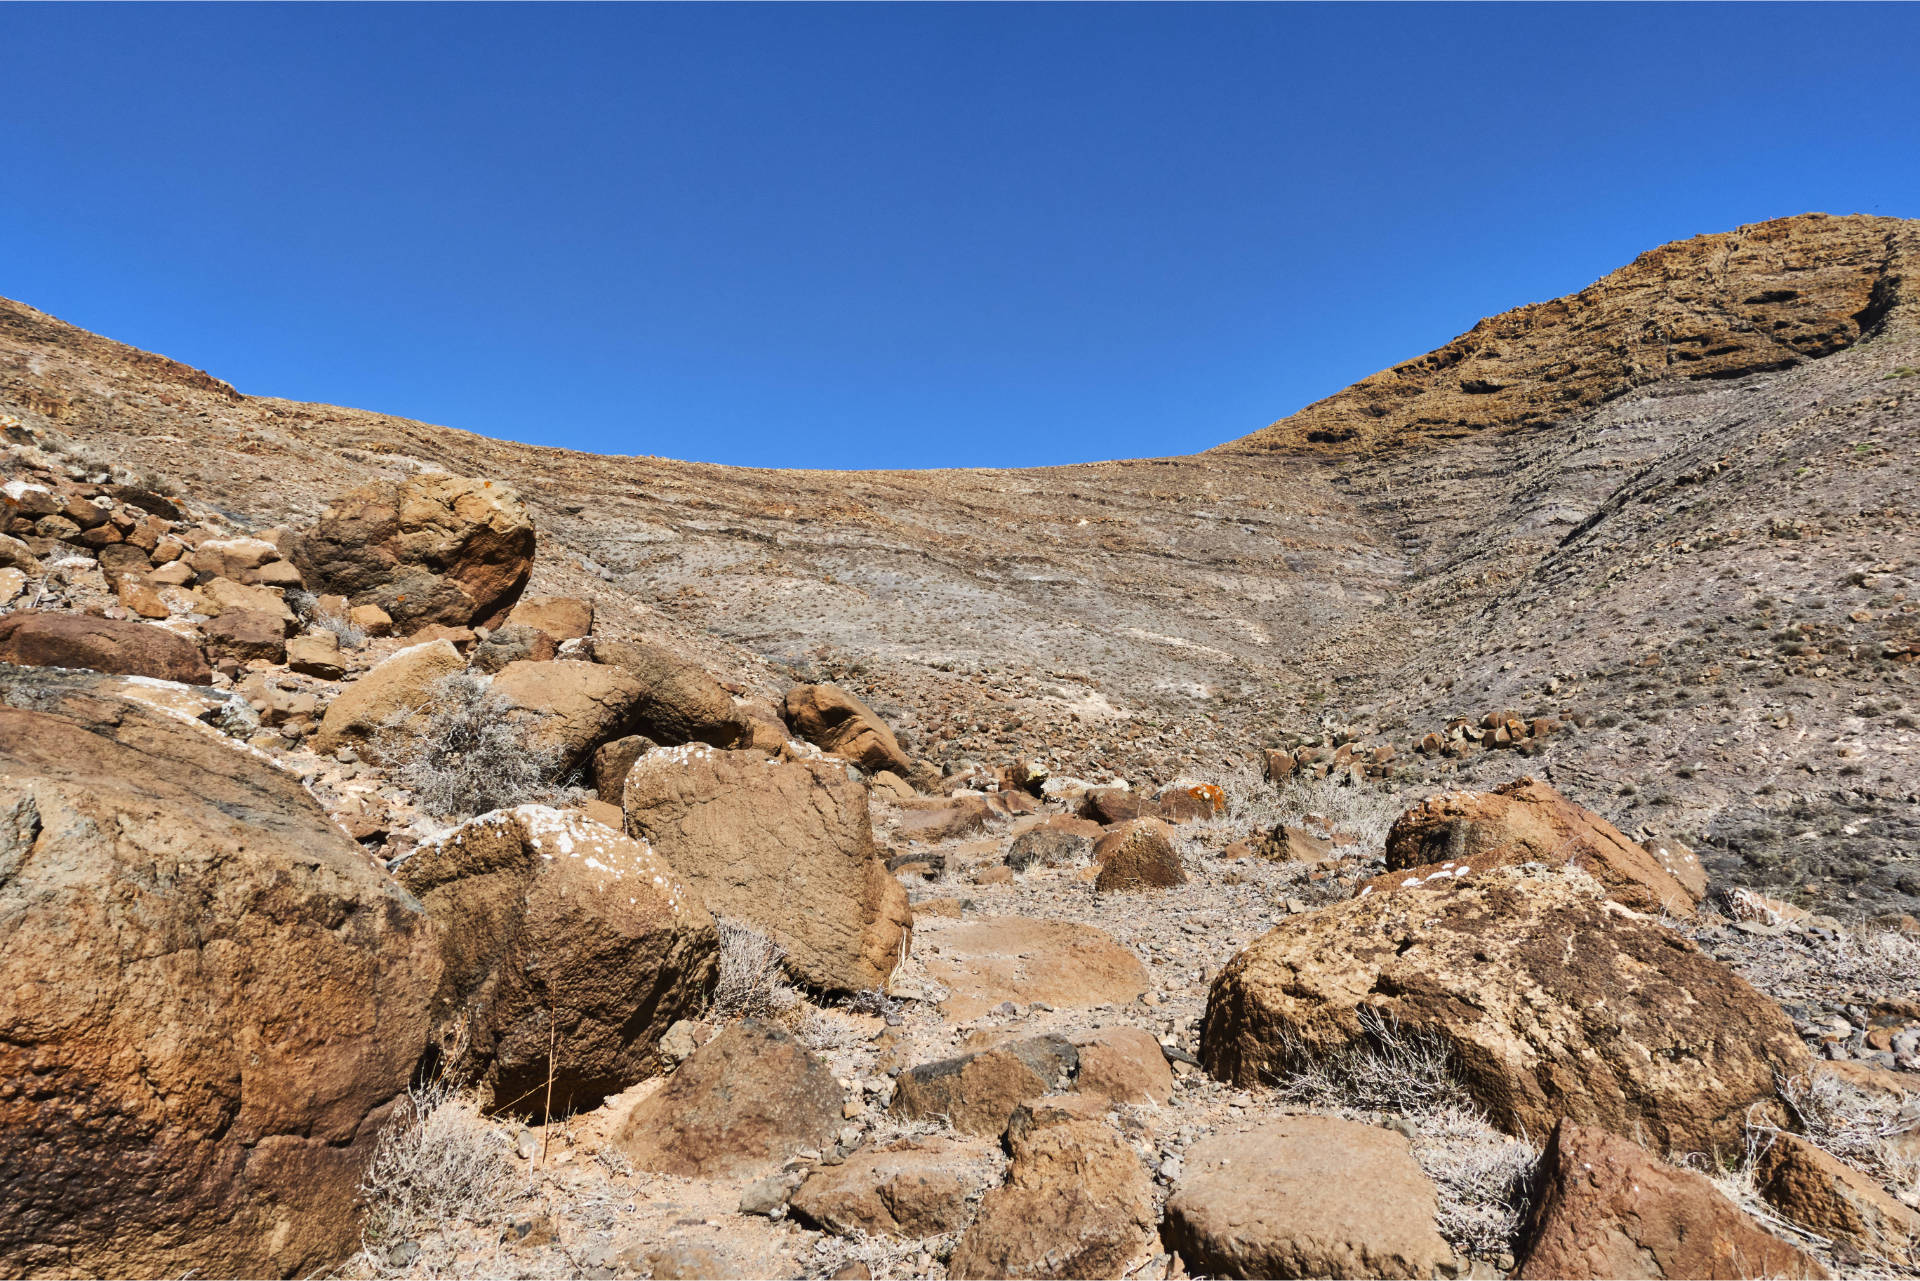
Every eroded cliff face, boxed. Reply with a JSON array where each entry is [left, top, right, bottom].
[[1221, 213, 1919, 454]]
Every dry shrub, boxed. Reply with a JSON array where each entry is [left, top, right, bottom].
[[1267, 1009, 1539, 1260], [355, 1080, 525, 1272], [381, 673, 562, 820], [1778, 1070, 1920, 1198], [710, 917, 796, 1021], [1207, 757, 1410, 851]]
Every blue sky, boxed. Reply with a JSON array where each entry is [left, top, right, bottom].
[[4, 4, 1917, 470]]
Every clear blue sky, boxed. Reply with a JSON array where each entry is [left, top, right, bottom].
[[4, 4, 1917, 470]]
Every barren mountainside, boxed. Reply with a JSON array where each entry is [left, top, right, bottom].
[[3, 211, 1918, 919]]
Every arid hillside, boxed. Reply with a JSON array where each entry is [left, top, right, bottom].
[[3, 212, 1918, 915]]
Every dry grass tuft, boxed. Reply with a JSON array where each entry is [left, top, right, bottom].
[[381, 673, 562, 820], [1778, 1070, 1920, 1198], [353, 1080, 527, 1276], [710, 918, 797, 1021]]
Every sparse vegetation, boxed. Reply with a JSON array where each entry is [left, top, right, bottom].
[[709, 918, 795, 1021], [353, 1080, 526, 1276], [380, 673, 562, 820]]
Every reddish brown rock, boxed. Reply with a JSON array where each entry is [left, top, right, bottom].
[[0, 609, 210, 684], [1163, 1116, 1454, 1280], [616, 1020, 841, 1179], [293, 473, 535, 629], [1093, 817, 1186, 892], [623, 746, 910, 992], [790, 1136, 995, 1240], [1754, 1131, 1919, 1265], [201, 607, 288, 664], [0, 669, 441, 1279], [917, 918, 1149, 1021], [891, 1034, 1079, 1136], [490, 658, 650, 772], [311, 638, 466, 760], [394, 806, 718, 1114], [1517, 1121, 1827, 1280], [1201, 866, 1808, 1152], [505, 593, 593, 642], [947, 1096, 1156, 1280], [594, 639, 750, 748], [1069, 1026, 1173, 1105], [783, 682, 913, 775], [1385, 777, 1705, 912]]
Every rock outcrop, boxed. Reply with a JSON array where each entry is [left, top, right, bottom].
[[1200, 866, 1807, 1152], [0, 610, 211, 684], [622, 746, 910, 992], [311, 637, 465, 760], [1163, 1116, 1455, 1280], [0, 669, 441, 1279], [1517, 1121, 1827, 1280], [616, 1020, 842, 1179], [490, 659, 649, 772], [1385, 777, 1705, 912], [394, 806, 718, 1114], [594, 639, 750, 748], [783, 682, 913, 775], [293, 473, 535, 629], [947, 1096, 1157, 1280]]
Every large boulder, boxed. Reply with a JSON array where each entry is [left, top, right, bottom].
[[790, 1136, 995, 1240], [616, 1019, 841, 1179], [1092, 817, 1186, 892], [623, 747, 910, 992], [1163, 1116, 1455, 1280], [0, 669, 441, 1279], [1200, 866, 1808, 1153], [1754, 1131, 1920, 1266], [783, 682, 913, 775], [947, 1096, 1157, 1280], [292, 474, 535, 630], [1517, 1121, 1827, 1280], [394, 806, 717, 1114], [594, 639, 749, 747], [891, 1034, 1080, 1136], [490, 659, 649, 772], [1386, 777, 1705, 913], [311, 638, 465, 760], [0, 610, 210, 684]]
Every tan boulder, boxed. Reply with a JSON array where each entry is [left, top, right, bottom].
[[286, 631, 346, 680], [1163, 1116, 1454, 1279], [947, 1096, 1157, 1280], [790, 1136, 995, 1239], [1517, 1121, 1827, 1279], [1069, 1026, 1173, 1105], [187, 535, 281, 583], [311, 638, 464, 759], [1386, 777, 1705, 912], [0, 566, 27, 606], [468, 621, 556, 673], [783, 682, 913, 775], [592, 733, 658, 802], [1755, 1131, 1919, 1265], [594, 639, 749, 747], [891, 1034, 1079, 1135], [346, 602, 393, 636], [0, 669, 440, 1279], [197, 575, 297, 629], [1200, 866, 1808, 1152], [0, 610, 210, 684], [616, 1019, 841, 1179], [1093, 817, 1186, 892], [293, 474, 535, 629], [0, 531, 42, 574], [916, 917, 1149, 1020], [394, 806, 717, 1114], [506, 594, 593, 642], [490, 659, 649, 772], [623, 747, 910, 992], [897, 793, 999, 842], [201, 608, 288, 664]]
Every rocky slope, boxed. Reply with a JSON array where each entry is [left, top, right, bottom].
[[1, 211, 1918, 1281]]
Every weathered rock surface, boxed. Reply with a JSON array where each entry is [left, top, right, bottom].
[[0, 609, 210, 684], [947, 1096, 1157, 1280], [1069, 1026, 1173, 1106], [1755, 1131, 1920, 1265], [0, 669, 441, 1279], [1386, 777, 1705, 912], [469, 621, 556, 673], [1092, 817, 1186, 892], [311, 638, 464, 759], [783, 682, 913, 775], [505, 594, 593, 642], [1006, 821, 1095, 871], [1262, 824, 1335, 864], [202, 607, 288, 664], [293, 473, 535, 629], [490, 658, 648, 772], [891, 1034, 1079, 1135], [1517, 1121, 1827, 1280], [623, 746, 910, 992], [594, 639, 749, 747], [592, 732, 658, 802], [1163, 1116, 1454, 1280], [916, 917, 1151, 1021], [616, 1019, 842, 1179], [394, 806, 717, 1114], [1201, 866, 1808, 1152], [790, 1136, 994, 1239]]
